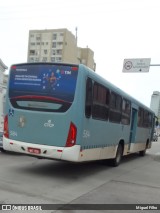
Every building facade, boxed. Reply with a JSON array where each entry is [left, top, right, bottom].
[[27, 28, 96, 70], [77, 47, 95, 70], [0, 58, 8, 99], [150, 91, 160, 120], [0, 59, 8, 141]]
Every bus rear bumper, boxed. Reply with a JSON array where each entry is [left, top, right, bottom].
[[3, 136, 81, 162]]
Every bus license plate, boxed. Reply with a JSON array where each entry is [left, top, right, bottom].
[[28, 147, 41, 154]]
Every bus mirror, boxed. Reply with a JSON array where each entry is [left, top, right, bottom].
[[156, 120, 159, 126]]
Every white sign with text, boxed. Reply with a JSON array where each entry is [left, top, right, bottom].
[[122, 58, 151, 72]]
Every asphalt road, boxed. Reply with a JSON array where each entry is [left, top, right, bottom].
[[0, 140, 160, 213]]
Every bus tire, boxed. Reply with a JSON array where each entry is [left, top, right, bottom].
[[139, 141, 148, 156], [139, 149, 146, 156], [0, 148, 6, 153], [110, 143, 123, 167]]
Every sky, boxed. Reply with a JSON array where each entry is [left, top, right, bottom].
[[1, 0, 160, 107]]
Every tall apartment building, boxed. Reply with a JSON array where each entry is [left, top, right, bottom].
[[0, 59, 8, 141], [150, 91, 160, 120], [0, 58, 8, 92], [77, 47, 95, 70], [27, 28, 96, 70]]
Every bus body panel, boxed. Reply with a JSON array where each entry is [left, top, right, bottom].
[[7, 108, 76, 147], [81, 119, 130, 150]]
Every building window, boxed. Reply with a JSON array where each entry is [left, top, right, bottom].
[[30, 43, 35, 46], [51, 57, 56, 62], [35, 58, 39, 62], [30, 34, 34, 38], [35, 50, 39, 56], [37, 42, 40, 45], [44, 49, 48, 54], [52, 42, 56, 48], [57, 42, 63, 46], [29, 50, 35, 55], [36, 36, 41, 41], [52, 49, 62, 55], [29, 57, 34, 62], [42, 57, 47, 62], [52, 50, 56, 55], [56, 49, 62, 55], [53, 33, 57, 40], [56, 57, 62, 62]]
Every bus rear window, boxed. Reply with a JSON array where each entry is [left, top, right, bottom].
[[9, 63, 78, 112]]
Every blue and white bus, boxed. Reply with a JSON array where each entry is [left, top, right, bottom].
[[3, 63, 155, 166]]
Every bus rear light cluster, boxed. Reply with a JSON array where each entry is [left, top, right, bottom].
[[65, 122, 77, 147], [4, 115, 9, 139]]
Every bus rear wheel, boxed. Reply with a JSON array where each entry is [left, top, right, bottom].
[[0, 148, 6, 153], [139, 146, 147, 156], [139, 141, 148, 156], [139, 149, 146, 156], [110, 144, 123, 167]]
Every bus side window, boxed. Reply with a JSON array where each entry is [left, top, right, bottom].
[[121, 99, 131, 125], [138, 108, 144, 127], [143, 110, 149, 127], [92, 82, 110, 121], [143, 111, 152, 128], [109, 92, 122, 123], [85, 78, 93, 118]]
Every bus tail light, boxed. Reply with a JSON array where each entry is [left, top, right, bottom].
[[66, 122, 77, 147], [4, 115, 9, 138]]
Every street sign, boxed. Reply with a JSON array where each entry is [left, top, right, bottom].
[[122, 58, 151, 73]]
